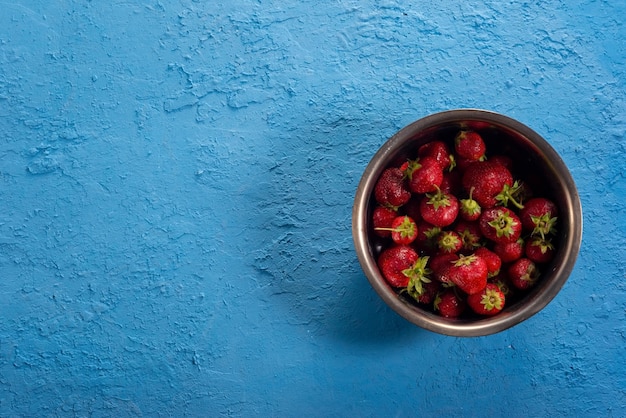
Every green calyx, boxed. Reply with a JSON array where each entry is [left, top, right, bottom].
[[453, 254, 478, 267], [403, 256, 432, 300], [374, 216, 416, 238], [496, 181, 525, 210], [530, 213, 558, 239], [487, 211, 518, 238], [425, 187, 451, 211], [461, 187, 481, 215], [531, 237, 554, 254], [480, 287, 504, 311], [403, 159, 422, 180]]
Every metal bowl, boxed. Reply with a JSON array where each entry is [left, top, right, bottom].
[[352, 109, 583, 337]]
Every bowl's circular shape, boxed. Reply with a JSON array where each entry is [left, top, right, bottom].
[[352, 109, 583, 337]]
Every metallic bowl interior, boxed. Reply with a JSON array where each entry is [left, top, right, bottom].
[[352, 109, 583, 337]]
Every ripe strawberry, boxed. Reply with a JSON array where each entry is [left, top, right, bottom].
[[508, 258, 540, 290], [406, 157, 444, 194], [493, 238, 525, 263], [459, 187, 481, 221], [374, 168, 411, 207], [401, 196, 422, 223], [429, 252, 459, 283], [434, 289, 466, 318], [453, 220, 483, 252], [474, 247, 502, 278], [467, 283, 506, 316], [461, 161, 523, 209], [489, 154, 514, 171], [525, 236, 556, 264], [479, 207, 522, 244], [374, 216, 418, 245], [436, 230, 463, 254], [413, 221, 441, 254], [377, 245, 419, 287], [440, 170, 461, 195], [415, 280, 441, 304], [419, 188, 459, 227], [440, 253, 488, 295], [519, 197, 558, 238], [454, 130, 486, 161], [372, 205, 398, 238], [418, 140, 453, 170]]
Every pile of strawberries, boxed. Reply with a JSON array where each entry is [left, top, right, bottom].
[[372, 129, 559, 318]]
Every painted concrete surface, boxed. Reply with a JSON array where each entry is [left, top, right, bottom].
[[1, 1, 625, 416]]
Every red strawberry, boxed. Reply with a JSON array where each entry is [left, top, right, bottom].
[[493, 238, 525, 263], [374, 168, 411, 207], [372, 205, 398, 238], [415, 280, 441, 304], [434, 289, 466, 318], [429, 252, 459, 283], [454, 130, 486, 161], [519, 197, 558, 238], [374, 216, 418, 245], [474, 247, 502, 278], [406, 157, 444, 194], [459, 187, 482, 221], [440, 170, 461, 195], [440, 253, 488, 295], [377, 245, 419, 287], [413, 221, 441, 254], [479, 207, 522, 244], [453, 220, 483, 252], [401, 196, 422, 223], [508, 258, 540, 290], [462, 161, 523, 209], [436, 230, 463, 254], [524, 236, 556, 264], [418, 140, 453, 171], [489, 154, 514, 171], [467, 283, 506, 316], [419, 188, 459, 227]]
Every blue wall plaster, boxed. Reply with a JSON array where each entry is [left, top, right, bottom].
[[1, 0, 625, 416]]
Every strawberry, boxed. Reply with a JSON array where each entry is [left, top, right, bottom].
[[418, 140, 453, 171], [440, 253, 488, 295], [467, 283, 506, 316], [479, 207, 522, 244], [401, 196, 422, 223], [461, 161, 523, 209], [374, 168, 411, 208], [413, 221, 441, 254], [519, 197, 558, 238], [434, 288, 466, 318], [524, 236, 556, 264], [372, 205, 398, 238], [508, 258, 540, 290], [406, 157, 444, 194], [419, 187, 459, 227], [429, 252, 459, 283], [436, 230, 463, 254], [454, 130, 486, 161], [474, 246, 502, 278], [440, 170, 461, 195], [493, 238, 525, 263], [377, 245, 419, 287], [453, 220, 483, 252], [374, 215, 418, 245], [489, 154, 514, 171], [459, 187, 481, 221]]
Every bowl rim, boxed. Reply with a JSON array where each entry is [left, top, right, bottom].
[[352, 108, 583, 337]]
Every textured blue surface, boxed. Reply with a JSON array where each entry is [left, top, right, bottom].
[[1, 1, 625, 416]]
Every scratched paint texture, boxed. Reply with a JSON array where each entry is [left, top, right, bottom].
[[1, 0, 625, 416]]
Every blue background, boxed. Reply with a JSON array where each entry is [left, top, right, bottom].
[[1, 1, 625, 416]]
